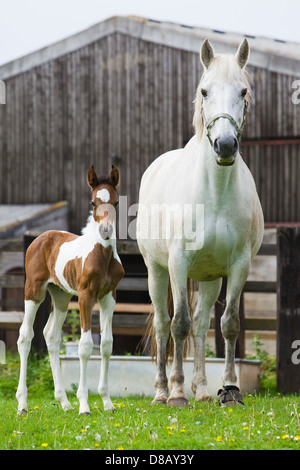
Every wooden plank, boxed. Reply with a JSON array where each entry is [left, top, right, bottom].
[[0, 240, 24, 252], [277, 226, 300, 394], [0, 310, 277, 333], [243, 281, 276, 293], [0, 312, 24, 329], [257, 244, 277, 256], [117, 241, 141, 255], [117, 277, 148, 291], [0, 275, 24, 288], [0, 274, 275, 293], [241, 138, 300, 147], [68, 301, 154, 314]]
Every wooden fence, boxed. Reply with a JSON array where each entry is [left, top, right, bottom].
[[1, 226, 300, 393], [0, 236, 276, 345]]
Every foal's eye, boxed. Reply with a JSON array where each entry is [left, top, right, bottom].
[[201, 88, 208, 98], [90, 201, 96, 208], [114, 201, 119, 208], [241, 88, 248, 98]]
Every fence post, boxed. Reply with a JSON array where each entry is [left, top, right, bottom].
[[277, 226, 300, 393]]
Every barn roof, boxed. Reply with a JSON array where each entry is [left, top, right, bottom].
[[0, 201, 69, 239], [0, 15, 299, 79]]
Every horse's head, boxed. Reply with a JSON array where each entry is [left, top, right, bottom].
[[87, 165, 120, 240], [194, 38, 251, 166]]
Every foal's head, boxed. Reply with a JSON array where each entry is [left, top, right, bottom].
[[193, 38, 251, 166], [87, 165, 120, 240]]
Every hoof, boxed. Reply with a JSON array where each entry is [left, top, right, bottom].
[[17, 408, 28, 416], [79, 411, 91, 416], [194, 389, 213, 402], [167, 397, 189, 408], [62, 402, 73, 412], [196, 394, 213, 403], [218, 386, 244, 406], [151, 397, 167, 405]]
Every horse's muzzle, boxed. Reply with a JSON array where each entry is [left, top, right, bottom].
[[214, 136, 238, 166], [99, 223, 113, 240]]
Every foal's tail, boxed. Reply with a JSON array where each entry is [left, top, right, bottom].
[[141, 279, 197, 363]]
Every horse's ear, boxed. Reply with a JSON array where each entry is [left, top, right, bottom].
[[87, 165, 99, 190], [110, 165, 120, 188], [235, 38, 249, 68], [200, 39, 215, 69]]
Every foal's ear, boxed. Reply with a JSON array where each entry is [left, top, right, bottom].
[[110, 165, 120, 188], [200, 39, 215, 69], [87, 165, 99, 190], [235, 38, 249, 69]]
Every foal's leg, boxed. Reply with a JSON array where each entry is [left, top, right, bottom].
[[16, 288, 46, 414], [147, 263, 170, 404], [167, 256, 191, 407], [77, 291, 94, 415], [43, 284, 72, 411], [192, 279, 222, 401], [98, 291, 115, 410]]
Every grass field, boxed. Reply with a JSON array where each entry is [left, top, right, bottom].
[[0, 352, 300, 451]]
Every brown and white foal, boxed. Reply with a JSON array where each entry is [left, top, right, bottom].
[[16, 165, 124, 415]]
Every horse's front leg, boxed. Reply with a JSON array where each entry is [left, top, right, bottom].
[[77, 290, 94, 415], [147, 263, 170, 405], [192, 279, 222, 401], [167, 256, 191, 407], [98, 291, 115, 411], [220, 257, 250, 406]]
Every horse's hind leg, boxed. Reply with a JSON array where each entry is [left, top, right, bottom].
[[16, 287, 46, 414], [192, 279, 222, 401], [44, 284, 72, 411], [147, 263, 170, 404]]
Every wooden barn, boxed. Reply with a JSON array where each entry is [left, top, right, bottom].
[[0, 15, 299, 234], [0, 16, 299, 357]]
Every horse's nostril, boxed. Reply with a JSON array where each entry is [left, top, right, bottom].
[[233, 137, 238, 154], [213, 138, 220, 154]]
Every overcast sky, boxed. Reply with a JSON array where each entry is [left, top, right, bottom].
[[0, 0, 299, 66]]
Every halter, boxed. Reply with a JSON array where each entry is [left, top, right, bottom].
[[202, 100, 248, 147]]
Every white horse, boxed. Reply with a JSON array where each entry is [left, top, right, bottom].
[[136, 39, 264, 407]]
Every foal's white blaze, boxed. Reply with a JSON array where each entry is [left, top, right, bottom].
[[97, 188, 110, 202]]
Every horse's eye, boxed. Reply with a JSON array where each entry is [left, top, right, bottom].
[[90, 201, 96, 208], [201, 88, 208, 98], [114, 201, 119, 208], [241, 88, 248, 98]]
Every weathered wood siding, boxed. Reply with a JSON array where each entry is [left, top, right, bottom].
[[0, 32, 299, 233]]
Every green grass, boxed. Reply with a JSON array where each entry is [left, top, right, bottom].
[[0, 352, 300, 450]]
